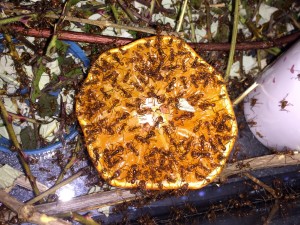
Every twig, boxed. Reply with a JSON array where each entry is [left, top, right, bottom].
[[71, 212, 101, 225], [110, 3, 121, 34], [0, 13, 37, 25], [205, 0, 213, 42], [135, 0, 175, 15], [26, 168, 86, 205], [0, 98, 41, 196], [54, 138, 81, 185], [187, 4, 196, 42], [0, 190, 71, 225], [263, 200, 279, 225], [176, 0, 188, 32], [224, 0, 240, 81], [7, 112, 42, 124], [117, 0, 138, 23], [149, 0, 156, 23], [45, 13, 181, 36], [45, 0, 69, 57], [117, 0, 150, 24], [2, 30, 29, 86], [0, 99, 22, 151], [34, 152, 300, 215], [34, 189, 141, 216], [218, 151, 300, 182], [243, 172, 278, 198], [11, 25, 300, 50], [232, 81, 259, 106]]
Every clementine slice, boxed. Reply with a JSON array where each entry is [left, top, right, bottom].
[[76, 36, 237, 190]]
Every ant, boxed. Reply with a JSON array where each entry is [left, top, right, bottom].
[[249, 94, 261, 111], [116, 84, 132, 98], [130, 81, 144, 92], [256, 131, 264, 139], [190, 74, 199, 88], [180, 76, 188, 89], [291, 73, 300, 81], [122, 71, 131, 83], [166, 77, 176, 92], [107, 99, 120, 113], [154, 116, 163, 127], [279, 94, 293, 112], [126, 142, 139, 156], [247, 117, 258, 127], [100, 87, 111, 100]]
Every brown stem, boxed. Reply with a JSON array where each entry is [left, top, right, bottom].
[[34, 189, 141, 216], [117, 0, 150, 23], [26, 168, 86, 205], [71, 212, 101, 225], [243, 172, 278, 198], [0, 190, 71, 225], [0, 99, 41, 196], [10, 25, 300, 50], [263, 200, 279, 225], [54, 138, 82, 186], [205, 0, 212, 42], [117, 0, 138, 23]]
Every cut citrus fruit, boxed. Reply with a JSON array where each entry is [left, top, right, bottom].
[[76, 36, 238, 190]]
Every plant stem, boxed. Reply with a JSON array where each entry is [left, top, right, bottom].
[[0, 99, 41, 197], [10, 25, 300, 50], [7, 112, 41, 124], [0, 99, 21, 151], [110, 3, 121, 34], [243, 172, 279, 198], [0, 13, 37, 25], [224, 0, 240, 81], [232, 81, 259, 106], [2, 31, 30, 86], [205, 0, 213, 42], [176, 0, 188, 32], [71, 212, 101, 225], [54, 138, 81, 185], [117, 0, 138, 23], [0, 190, 71, 225], [149, 0, 155, 23], [26, 168, 85, 205], [45, 13, 181, 36], [187, 4, 196, 42]]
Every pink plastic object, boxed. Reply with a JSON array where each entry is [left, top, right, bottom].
[[244, 40, 300, 151]]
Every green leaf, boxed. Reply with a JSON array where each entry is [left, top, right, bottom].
[[55, 40, 69, 56], [64, 67, 83, 77], [190, 0, 203, 9], [31, 57, 46, 102], [37, 93, 58, 118], [20, 126, 37, 150]]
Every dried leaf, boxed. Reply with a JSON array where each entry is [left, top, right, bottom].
[[0, 164, 22, 190]]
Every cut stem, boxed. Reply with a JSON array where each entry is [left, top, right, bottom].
[[54, 138, 82, 185], [224, 0, 240, 81], [176, 0, 188, 32], [232, 81, 259, 106], [71, 212, 101, 225], [243, 172, 279, 198], [26, 169, 85, 205]]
